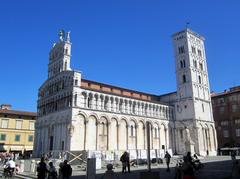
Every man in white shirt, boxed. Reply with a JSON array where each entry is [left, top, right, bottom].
[[3, 158, 16, 177], [6, 159, 16, 169]]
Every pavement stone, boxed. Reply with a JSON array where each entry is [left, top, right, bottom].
[[0, 156, 238, 179]]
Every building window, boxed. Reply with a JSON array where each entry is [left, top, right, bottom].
[[198, 49, 202, 57], [198, 75, 202, 84], [15, 135, 21, 142], [182, 75, 186, 83], [61, 141, 64, 150], [74, 79, 78, 86], [178, 46, 185, 54], [199, 63, 203, 70], [29, 122, 35, 130], [64, 61, 67, 70], [183, 60, 186, 67], [232, 104, 238, 112], [16, 120, 22, 129], [235, 119, 240, 124], [1, 119, 8, 128], [202, 103, 205, 112], [191, 46, 196, 54], [28, 135, 33, 142], [99, 122, 105, 136], [130, 126, 134, 137], [219, 107, 225, 114], [221, 121, 229, 126], [65, 48, 68, 55], [194, 60, 197, 68], [223, 130, 229, 138], [230, 95, 238, 101], [218, 98, 225, 104], [236, 129, 240, 137], [180, 61, 183, 68], [0, 134, 6, 141]]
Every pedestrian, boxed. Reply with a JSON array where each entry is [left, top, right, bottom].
[[231, 151, 236, 161], [37, 157, 48, 179], [60, 160, 72, 179], [120, 152, 127, 173], [181, 156, 195, 179], [126, 152, 131, 173], [47, 162, 57, 179], [58, 162, 64, 179], [232, 160, 240, 178], [164, 151, 171, 172], [101, 164, 120, 179]]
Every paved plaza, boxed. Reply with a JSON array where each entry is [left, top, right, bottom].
[[71, 156, 236, 179], [4, 156, 238, 179]]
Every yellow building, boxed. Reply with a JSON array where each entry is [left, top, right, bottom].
[[0, 104, 36, 153]]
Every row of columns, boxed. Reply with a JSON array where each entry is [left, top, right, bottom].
[[78, 91, 173, 119], [75, 115, 170, 152]]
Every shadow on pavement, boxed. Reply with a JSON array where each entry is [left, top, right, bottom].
[[71, 159, 235, 179]]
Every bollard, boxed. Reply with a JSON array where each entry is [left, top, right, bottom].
[[20, 160, 24, 173], [87, 158, 96, 179]]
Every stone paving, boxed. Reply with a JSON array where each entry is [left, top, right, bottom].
[[3, 156, 238, 179], [71, 156, 238, 179]]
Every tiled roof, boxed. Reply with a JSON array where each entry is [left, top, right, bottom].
[[81, 78, 159, 102], [0, 109, 37, 117]]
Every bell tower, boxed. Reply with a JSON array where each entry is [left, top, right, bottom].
[[172, 29, 217, 155], [48, 30, 72, 78], [172, 28, 212, 122]]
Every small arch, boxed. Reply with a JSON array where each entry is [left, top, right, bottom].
[[183, 75, 186, 83], [180, 61, 183, 68], [198, 75, 202, 84]]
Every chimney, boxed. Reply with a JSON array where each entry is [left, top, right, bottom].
[[0, 104, 12, 110]]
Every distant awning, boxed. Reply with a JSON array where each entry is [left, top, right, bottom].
[[24, 146, 33, 151], [10, 146, 23, 151], [220, 147, 240, 151]]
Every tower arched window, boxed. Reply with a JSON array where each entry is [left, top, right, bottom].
[[64, 61, 67, 70], [202, 103, 205, 112], [198, 75, 202, 84], [130, 125, 134, 137], [182, 75, 186, 83], [65, 48, 68, 55], [87, 97, 91, 108], [74, 94, 77, 106], [199, 63, 203, 70], [101, 122, 105, 135], [183, 60, 186, 67], [194, 60, 197, 68], [180, 61, 183, 68]]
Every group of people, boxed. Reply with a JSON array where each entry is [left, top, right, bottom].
[[37, 157, 72, 179], [120, 151, 131, 173], [3, 157, 21, 177], [174, 152, 202, 179]]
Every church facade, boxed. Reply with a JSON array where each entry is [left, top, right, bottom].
[[33, 29, 217, 158]]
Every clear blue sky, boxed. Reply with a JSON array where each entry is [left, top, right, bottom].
[[1, 0, 240, 112]]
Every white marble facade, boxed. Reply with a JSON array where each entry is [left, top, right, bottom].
[[33, 29, 217, 157]]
